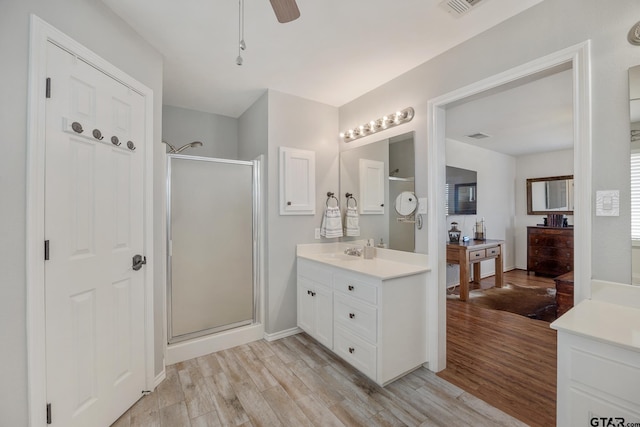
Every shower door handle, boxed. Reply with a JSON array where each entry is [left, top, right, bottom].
[[132, 254, 147, 271]]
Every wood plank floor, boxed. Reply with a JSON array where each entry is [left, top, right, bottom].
[[112, 333, 526, 427], [438, 269, 557, 427]]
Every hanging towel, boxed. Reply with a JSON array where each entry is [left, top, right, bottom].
[[345, 206, 360, 237], [320, 206, 343, 238]]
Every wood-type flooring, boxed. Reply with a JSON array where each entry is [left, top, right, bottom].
[[112, 333, 526, 427], [438, 269, 557, 427], [114, 269, 555, 427]]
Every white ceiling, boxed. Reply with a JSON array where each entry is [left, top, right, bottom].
[[100, 0, 543, 118], [446, 67, 574, 157]]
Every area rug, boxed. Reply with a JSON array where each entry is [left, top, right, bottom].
[[448, 283, 558, 322]]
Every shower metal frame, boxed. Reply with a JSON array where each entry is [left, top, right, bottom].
[[166, 154, 261, 344]]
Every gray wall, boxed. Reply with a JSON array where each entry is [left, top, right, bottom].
[[266, 90, 339, 334], [339, 0, 640, 283], [163, 105, 239, 159], [0, 1, 164, 425]]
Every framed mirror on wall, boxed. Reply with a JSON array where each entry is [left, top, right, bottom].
[[339, 131, 415, 251], [526, 175, 574, 215]]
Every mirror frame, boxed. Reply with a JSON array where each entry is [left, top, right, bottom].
[[526, 175, 574, 215]]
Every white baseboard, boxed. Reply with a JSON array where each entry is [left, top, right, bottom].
[[166, 323, 264, 365], [153, 369, 166, 389], [264, 326, 302, 342]]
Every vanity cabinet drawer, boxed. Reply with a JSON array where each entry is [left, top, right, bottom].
[[334, 294, 377, 343], [334, 326, 377, 379], [333, 274, 377, 305], [469, 249, 486, 260]]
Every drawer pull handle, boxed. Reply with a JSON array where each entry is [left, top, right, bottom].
[[348, 285, 354, 291], [348, 347, 355, 354], [349, 313, 355, 319]]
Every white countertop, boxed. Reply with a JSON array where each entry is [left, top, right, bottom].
[[551, 299, 640, 352], [297, 242, 430, 280]]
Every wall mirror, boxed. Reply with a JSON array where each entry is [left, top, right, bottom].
[[446, 166, 477, 215], [340, 131, 415, 252], [526, 175, 574, 215]]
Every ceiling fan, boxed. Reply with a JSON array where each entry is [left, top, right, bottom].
[[269, 0, 300, 23]]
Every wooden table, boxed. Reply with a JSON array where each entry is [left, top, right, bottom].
[[446, 239, 504, 301]]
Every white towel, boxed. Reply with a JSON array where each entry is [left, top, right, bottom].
[[345, 206, 360, 237], [320, 206, 343, 238]]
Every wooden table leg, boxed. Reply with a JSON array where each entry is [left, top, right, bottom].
[[495, 250, 504, 288], [459, 257, 470, 301], [472, 262, 481, 285]]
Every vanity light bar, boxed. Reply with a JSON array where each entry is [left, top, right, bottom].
[[340, 107, 414, 142]]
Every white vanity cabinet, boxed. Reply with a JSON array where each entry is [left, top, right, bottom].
[[552, 300, 640, 426], [297, 256, 427, 386]]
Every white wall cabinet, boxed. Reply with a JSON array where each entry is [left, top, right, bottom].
[[279, 147, 316, 215], [359, 158, 385, 214], [297, 257, 427, 386]]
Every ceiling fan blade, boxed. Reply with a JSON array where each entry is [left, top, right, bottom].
[[269, 0, 300, 23]]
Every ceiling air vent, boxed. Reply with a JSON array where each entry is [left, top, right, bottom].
[[466, 132, 490, 139], [440, 0, 485, 17]]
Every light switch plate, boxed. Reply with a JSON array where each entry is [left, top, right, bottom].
[[418, 198, 427, 214], [595, 190, 619, 216]]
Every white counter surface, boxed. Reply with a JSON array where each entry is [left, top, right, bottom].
[[297, 242, 430, 280], [551, 299, 640, 352]]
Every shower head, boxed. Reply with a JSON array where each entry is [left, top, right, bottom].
[[164, 140, 204, 154]]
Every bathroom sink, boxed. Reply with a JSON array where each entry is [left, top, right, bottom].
[[320, 252, 361, 261]]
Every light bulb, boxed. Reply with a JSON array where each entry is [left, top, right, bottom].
[[240, 39, 246, 50], [339, 132, 345, 138], [236, 55, 243, 66]]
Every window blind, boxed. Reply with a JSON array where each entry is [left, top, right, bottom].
[[631, 151, 640, 240]]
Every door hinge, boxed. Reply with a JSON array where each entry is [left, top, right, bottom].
[[44, 240, 50, 261], [45, 77, 51, 98], [46, 403, 52, 424]]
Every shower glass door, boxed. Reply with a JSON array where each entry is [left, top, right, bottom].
[[167, 155, 258, 343]]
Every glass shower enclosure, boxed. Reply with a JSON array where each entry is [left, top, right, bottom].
[[167, 155, 259, 344]]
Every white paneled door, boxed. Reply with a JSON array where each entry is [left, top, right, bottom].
[[44, 42, 146, 426]]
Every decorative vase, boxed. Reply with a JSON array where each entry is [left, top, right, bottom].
[[448, 222, 461, 243]]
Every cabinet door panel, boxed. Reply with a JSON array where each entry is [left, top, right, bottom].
[[314, 285, 333, 349], [297, 279, 315, 334], [280, 147, 315, 215], [359, 158, 385, 214]]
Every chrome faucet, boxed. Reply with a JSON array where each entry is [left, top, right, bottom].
[[344, 247, 362, 257]]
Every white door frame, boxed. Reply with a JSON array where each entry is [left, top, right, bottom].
[[427, 41, 592, 370], [26, 15, 155, 426]]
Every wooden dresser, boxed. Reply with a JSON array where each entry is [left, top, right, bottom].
[[527, 226, 573, 277]]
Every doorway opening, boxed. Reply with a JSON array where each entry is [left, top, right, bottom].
[[425, 42, 592, 423]]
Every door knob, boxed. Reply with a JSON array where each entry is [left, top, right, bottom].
[[132, 254, 147, 271]]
